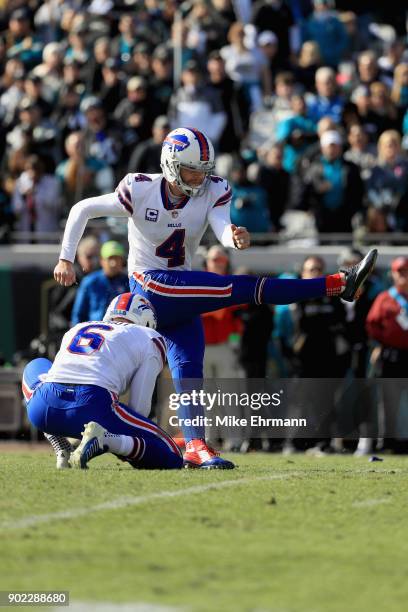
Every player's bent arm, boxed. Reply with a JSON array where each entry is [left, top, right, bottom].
[[208, 204, 250, 250], [128, 353, 163, 418], [59, 193, 129, 263], [54, 193, 129, 286], [208, 203, 236, 248]]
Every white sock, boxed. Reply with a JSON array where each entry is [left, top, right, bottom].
[[357, 437, 372, 453], [103, 432, 135, 456]]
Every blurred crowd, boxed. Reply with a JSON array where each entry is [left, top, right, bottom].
[[0, 1, 407, 243]]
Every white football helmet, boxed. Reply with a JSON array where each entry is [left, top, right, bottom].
[[103, 293, 157, 329], [160, 127, 215, 197]]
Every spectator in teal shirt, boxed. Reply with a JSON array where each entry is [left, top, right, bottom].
[[7, 9, 43, 71], [276, 94, 317, 174], [301, 0, 349, 69]]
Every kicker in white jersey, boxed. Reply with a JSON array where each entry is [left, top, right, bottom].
[[115, 173, 234, 273], [58, 174, 236, 271]]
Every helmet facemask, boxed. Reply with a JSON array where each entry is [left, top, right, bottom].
[[176, 161, 214, 197]]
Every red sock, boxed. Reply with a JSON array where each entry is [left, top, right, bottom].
[[325, 273, 345, 297]]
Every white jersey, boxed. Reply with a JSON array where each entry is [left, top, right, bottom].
[[44, 321, 166, 417], [59, 173, 235, 275], [116, 173, 234, 273]]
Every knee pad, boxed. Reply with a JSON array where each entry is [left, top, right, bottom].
[[23, 358, 52, 389]]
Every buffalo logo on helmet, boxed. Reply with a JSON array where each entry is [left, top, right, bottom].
[[163, 133, 190, 152]]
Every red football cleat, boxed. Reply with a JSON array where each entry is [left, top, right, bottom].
[[183, 439, 235, 469]]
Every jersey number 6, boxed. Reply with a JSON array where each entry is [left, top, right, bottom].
[[68, 324, 113, 355], [156, 229, 186, 268]]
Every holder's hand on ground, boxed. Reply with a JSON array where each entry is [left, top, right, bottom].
[[54, 259, 76, 286], [231, 224, 250, 249]]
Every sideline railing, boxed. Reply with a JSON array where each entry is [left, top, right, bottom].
[[6, 229, 408, 246]]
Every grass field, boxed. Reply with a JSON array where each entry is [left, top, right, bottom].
[[0, 449, 407, 612]]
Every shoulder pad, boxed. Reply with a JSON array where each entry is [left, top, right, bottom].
[[209, 176, 232, 208]]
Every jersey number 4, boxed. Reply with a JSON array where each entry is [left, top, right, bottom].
[[156, 229, 186, 268], [68, 324, 113, 355]]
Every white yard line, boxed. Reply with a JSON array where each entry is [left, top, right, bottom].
[[1, 472, 300, 532], [352, 497, 392, 508]]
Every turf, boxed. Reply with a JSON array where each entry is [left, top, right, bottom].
[[0, 451, 407, 612]]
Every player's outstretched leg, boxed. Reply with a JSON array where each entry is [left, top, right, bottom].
[[130, 249, 378, 328]]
